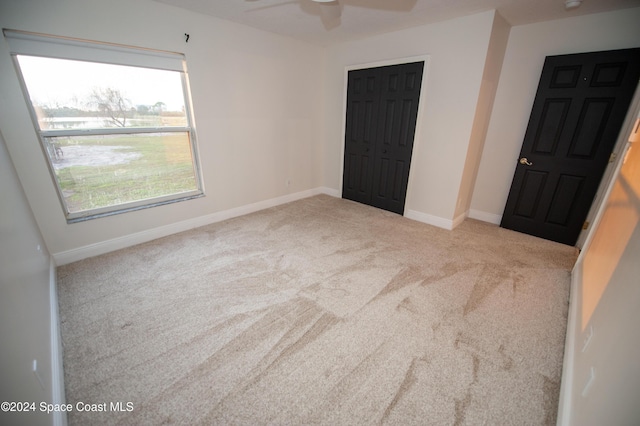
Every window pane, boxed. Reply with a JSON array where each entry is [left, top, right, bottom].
[[46, 133, 198, 214], [17, 55, 187, 130]]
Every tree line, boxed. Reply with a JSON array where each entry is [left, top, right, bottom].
[[38, 87, 174, 127]]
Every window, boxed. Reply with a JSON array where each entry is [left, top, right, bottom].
[[4, 30, 203, 222]]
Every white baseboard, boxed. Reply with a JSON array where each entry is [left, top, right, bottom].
[[468, 209, 502, 225], [320, 186, 341, 198], [404, 210, 468, 230], [452, 211, 468, 229], [405, 209, 456, 230], [53, 187, 339, 265], [49, 257, 67, 426], [557, 263, 580, 426]]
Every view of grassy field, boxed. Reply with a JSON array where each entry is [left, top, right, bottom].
[[49, 133, 198, 213]]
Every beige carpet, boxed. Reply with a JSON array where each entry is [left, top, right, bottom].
[[57, 195, 577, 425]]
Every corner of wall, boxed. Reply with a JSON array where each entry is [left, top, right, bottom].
[[454, 9, 511, 219], [49, 257, 67, 426], [1, 129, 64, 426], [405, 209, 457, 230], [468, 209, 502, 225]]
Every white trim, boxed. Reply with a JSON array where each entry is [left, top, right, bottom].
[[468, 208, 502, 225], [52, 188, 338, 265], [49, 257, 67, 426], [319, 186, 340, 197], [452, 211, 468, 229], [557, 263, 580, 426], [404, 209, 455, 230], [4, 29, 185, 72], [41, 126, 191, 138]]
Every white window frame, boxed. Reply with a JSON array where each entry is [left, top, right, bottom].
[[4, 29, 204, 222]]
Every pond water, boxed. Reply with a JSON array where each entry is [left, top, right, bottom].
[[52, 145, 141, 170], [41, 117, 162, 130]]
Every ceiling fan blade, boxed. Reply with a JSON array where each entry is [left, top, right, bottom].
[[319, 0, 342, 29]]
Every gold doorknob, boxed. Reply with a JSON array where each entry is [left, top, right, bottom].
[[519, 157, 533, 166]]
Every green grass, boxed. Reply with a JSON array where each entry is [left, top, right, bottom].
[[53, 133, 198, 213]]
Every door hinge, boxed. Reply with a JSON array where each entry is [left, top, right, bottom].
[[583, 221, 590, 230], [609, 152, 617, 163]]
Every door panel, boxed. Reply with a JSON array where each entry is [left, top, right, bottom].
[[501, 48, 640, 245], [532, 99, 570, 155], [546, 174, 585, 225], [371, 62, 424, 214], [342, 68, 382, 205], [569, 98, 613, 158], [513, 170, 548, 218], [343, 62, 424, 215]]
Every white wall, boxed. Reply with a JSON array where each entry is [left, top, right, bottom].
[[0, 0, 326, 262], [0, 131, 62, 426], [558, 110, 640, 425], [323, 10, 497, 224], [456, 12, 510, 221], [470, 8, 640, 225]]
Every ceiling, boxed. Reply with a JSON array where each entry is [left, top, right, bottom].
[[153, 0, 640, 46]]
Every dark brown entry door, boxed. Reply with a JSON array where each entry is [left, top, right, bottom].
[[342, 62, 424, 215], [501, 48, 640, 245]]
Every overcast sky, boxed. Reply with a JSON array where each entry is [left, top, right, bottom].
[[17, 55, 186, 112]]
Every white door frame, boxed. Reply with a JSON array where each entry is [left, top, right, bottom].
[[338, 55, 431, 217]]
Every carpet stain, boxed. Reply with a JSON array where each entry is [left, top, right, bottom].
[[510, 271, 527, 296], [330, 240, 377, 256], [183, 300, 318, 383], [377, 266, 425, 297], [379, 357, 419, 424], [471, 353, 480, 382], [212, 305, 339, 408], [419, 262, 463, 287], [455, 333, 514, 372], [257, 311, 340, 375], [396, 296, 417, 315], [463, 264, 511, 316], [327, 341, 388, 397], [498, 343, 514, 371], [453, 392, 472, 426]]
